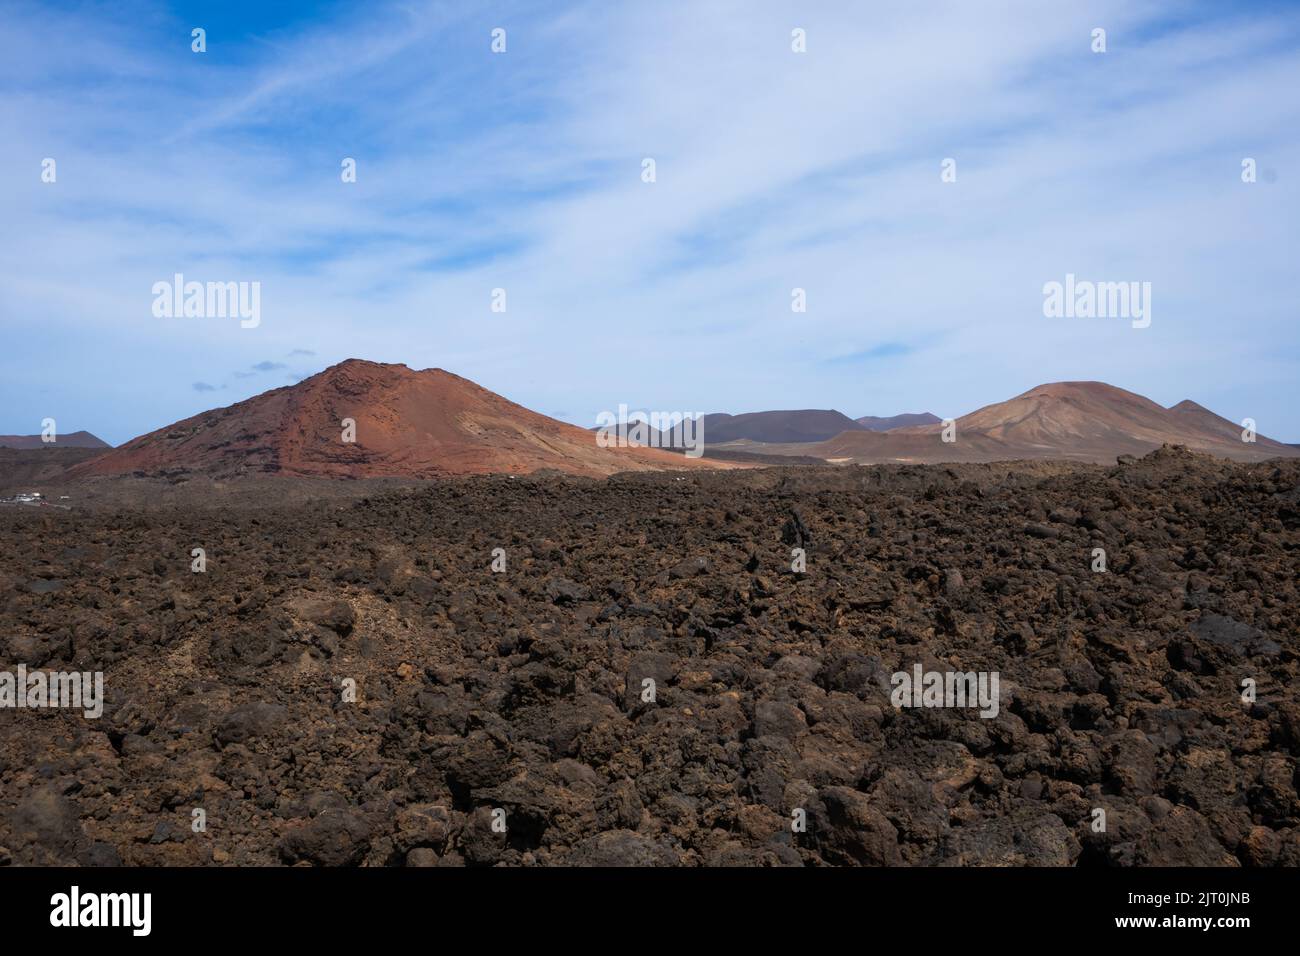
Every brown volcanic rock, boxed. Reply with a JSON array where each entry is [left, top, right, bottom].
[[2, 449, 1295, 866], [73, 359, 726, 480], [815, 382, 1298, 465]]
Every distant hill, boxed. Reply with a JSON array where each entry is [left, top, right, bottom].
[[1167, 399, 1253, 444], [702, 409, 865, 444], [854, 412, 941, 431], [0, 447, 106, 489], [0, 431, 109, 449], [698, 410, 941, 443], [813, 382, 1299, 464]]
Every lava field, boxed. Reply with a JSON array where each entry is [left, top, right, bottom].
[[1, 446, 1297, 867]]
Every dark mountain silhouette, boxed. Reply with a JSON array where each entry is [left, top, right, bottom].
[[854, 412, 941, 431], [702, 409, 865, 444], [0, 431, 109, 449]]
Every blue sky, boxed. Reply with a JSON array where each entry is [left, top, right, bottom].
[[2, 0, 1298, 445]]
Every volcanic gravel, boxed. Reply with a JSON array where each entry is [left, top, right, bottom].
[[1, 446, 1298, 867]]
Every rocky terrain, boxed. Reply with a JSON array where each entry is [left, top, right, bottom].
[[1, 446, 1297, 867]]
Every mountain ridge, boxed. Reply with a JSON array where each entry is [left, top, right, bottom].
[[814, 381, 1295, 464], [57, 369, 1298, 479], [854, 412, 941, 432]]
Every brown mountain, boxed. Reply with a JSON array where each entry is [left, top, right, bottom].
[[813, 381, 1298, 464], [854, 412, 941, 431], [72, 360, 728, 479], [0, 430, 109, 449], [1167, 399, 1254, 444]]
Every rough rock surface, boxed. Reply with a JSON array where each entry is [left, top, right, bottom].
[[1, 446, 1296, 866]]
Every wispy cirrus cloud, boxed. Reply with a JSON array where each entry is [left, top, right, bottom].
[[822, 343, 918, 367]]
